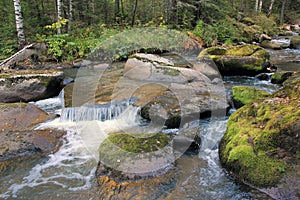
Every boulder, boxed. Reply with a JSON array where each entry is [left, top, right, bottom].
[[219, 77, 300, 199], [199, 45, 270, 76], [232, 86, 270, 108], [0, 70, 64, 103], [261, 40, 289, 50], [290, 36, 300, 49], [0, 103, 65, 164], [271, 71, 294, 84]]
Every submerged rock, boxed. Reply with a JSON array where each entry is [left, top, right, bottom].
[[219, 77, 300, 198], [232, 86, 270, 108], [0, 70, 64, 103], [199, 44, 270, 76]]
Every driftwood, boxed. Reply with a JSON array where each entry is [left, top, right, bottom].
[[0, 43, 47, 71]]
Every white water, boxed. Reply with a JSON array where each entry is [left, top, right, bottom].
[[0, 97, 141, 199]]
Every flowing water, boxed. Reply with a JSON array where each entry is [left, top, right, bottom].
[[1, 48, 296, 199]]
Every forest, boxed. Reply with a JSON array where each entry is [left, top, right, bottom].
[[1, 0, 300, 62]]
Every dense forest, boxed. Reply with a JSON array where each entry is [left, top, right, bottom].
[[1, 0, 300, 61]]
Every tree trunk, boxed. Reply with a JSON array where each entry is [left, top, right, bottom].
[[280, 0, 287, 24], [131, 0, 138, 26], [259, 0, 263, 12], [13, 0, 26, 49], [255, 0, 259, 11], [267, 0, 275, 17], [57, 0, 62, 34], [115, 0, 120, 23], [68, 0, 72, 32]]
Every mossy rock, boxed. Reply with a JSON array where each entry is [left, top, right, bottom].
[[271, 71, 294, 84], [199, 45, 270, 76], [219, 78, 300, 188], [290, 36, 300, 49], [98, 133, 174, 181], [232, 86, 270, 108]]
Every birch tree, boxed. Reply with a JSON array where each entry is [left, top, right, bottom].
[[267, 0, 275, 17], [57, 0, 62, 34], [13, 0, 26, 49]]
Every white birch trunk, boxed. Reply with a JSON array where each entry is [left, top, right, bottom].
[[57, 0, 62, 34], [13, 0, 26, 49], [259, 0, 263, 12], [255, 0, 259, 11]]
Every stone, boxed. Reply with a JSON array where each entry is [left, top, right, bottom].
[[219, 77, 300, 198], [271, 71, 294, 84], [0, 70, 64, 103], [232, 86, 270, 108], [199, 44, 270, 76]]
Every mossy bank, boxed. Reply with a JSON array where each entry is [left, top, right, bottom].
[[219, 77, 300, 194]]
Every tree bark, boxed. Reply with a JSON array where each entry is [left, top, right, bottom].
[[13, 0, 26, 49], [255, 0, 259, 11], [68, 0, 72, 32], [280, 0, 287, 24], [267, 0, 275, 17], [57, 0, 62, 34], [259, 0, 263, 12], [131, 0, 138, 26]]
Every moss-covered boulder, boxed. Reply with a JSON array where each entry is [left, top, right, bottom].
[[290, 36, 300, 49], [232, 86, 270, 108], [199, 45, 270, 76], [271, 71, 294, 84], [219, 78, 300, 198], [98, 133, 174, 181], [0, 70, 64, 103]]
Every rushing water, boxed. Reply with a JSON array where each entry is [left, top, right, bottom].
[[0, 74, 279, 199]]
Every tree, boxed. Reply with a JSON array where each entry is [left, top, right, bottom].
[[280, 0, 287, 24], [267, 0, 275, 17], [57, 0, 62, 34], [131, 0, 138, 26], [13, 0, 26, 49]]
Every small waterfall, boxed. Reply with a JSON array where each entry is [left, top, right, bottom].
[[60, 99, 135, 122]]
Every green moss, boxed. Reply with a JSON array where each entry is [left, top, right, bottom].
[[100, 133, 172, 154], [163, 68, 180, 76], [220, 78, 300, 187], [271, 71, 293, 84], [0, 102, 27, 111], [232, 86, 270, 108]]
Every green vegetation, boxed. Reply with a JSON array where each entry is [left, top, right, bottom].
[[1, 0, 300, 62], [220, 78, 300, 187], [232, 86, 270, 108]]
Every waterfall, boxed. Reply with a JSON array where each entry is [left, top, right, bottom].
[[60, 99, 135, 122]]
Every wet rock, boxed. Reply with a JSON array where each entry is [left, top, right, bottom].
[[199, 44, 270, 76], [261, 40, 290, 50], [232, 86, 270, 108], [219, 77, 300, 198], [0, 70, 64, 103], [271, 71, 294, 84], [0, 103, 65, 164]]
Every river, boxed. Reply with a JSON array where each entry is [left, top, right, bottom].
[[0, 48, 299, 199]]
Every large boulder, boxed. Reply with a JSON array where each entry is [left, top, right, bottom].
[[219, 77, 300, 199], [0, 70, 64, 103], [0, 103, 65, 165], [232, 86, 270, 108], [198, 45, 270, 76]]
